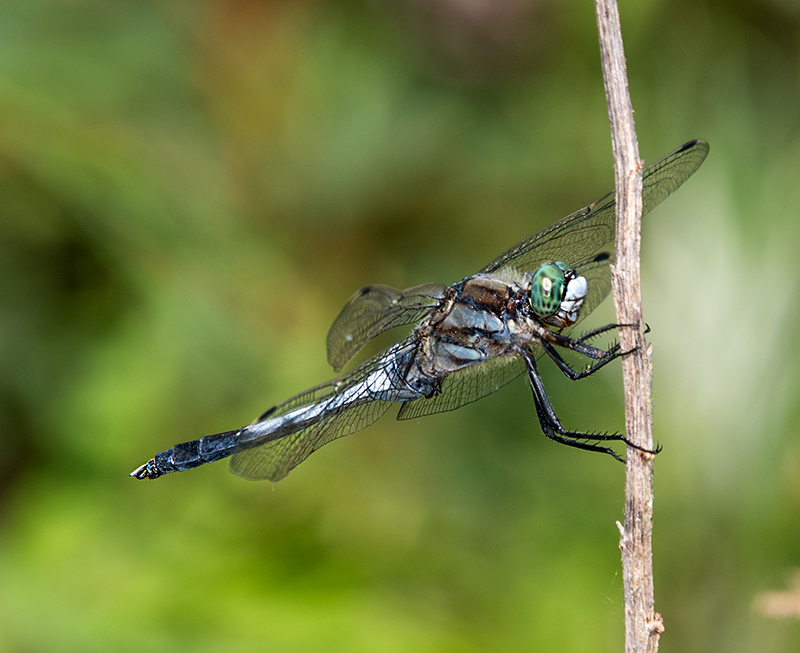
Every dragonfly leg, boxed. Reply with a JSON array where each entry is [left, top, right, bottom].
[[548, 319, 648, 363], [548, 329, 618, 360], [574, 320, 650, 342], [519, 348, 659, 460], [574, 322, 627, 343], [540, 340, 622, 380]]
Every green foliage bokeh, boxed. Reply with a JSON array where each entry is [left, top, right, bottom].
[[1, 1, 799, 651]]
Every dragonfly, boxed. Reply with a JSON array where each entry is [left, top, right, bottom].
[[131, 139, 708, 483]]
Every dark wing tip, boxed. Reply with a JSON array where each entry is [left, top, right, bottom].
[[673, 139, 710, 163]]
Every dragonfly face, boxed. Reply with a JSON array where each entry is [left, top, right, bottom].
[[131, 140, 709, 483], [529, 261, 589, 328]]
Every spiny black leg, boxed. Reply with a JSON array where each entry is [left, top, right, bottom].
[[540, 340, 622, 381], [550, 321, 646, 363], [575, 322, 648, 343], [549, 329, 618, 360], [522, 348, 628, 457], [528, 374, 629, 460], [574, 322, 628, 343], [519, 348, 659, 460], [567, 322, 649, 357], [573, 322, 650, 351]]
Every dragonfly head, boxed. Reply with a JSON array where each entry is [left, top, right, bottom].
[[529, 261, 587, 328]]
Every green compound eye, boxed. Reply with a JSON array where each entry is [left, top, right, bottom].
[[530, 261, 569, 317]]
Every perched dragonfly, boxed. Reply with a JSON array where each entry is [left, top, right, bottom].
[[131, 140, 708, 483]]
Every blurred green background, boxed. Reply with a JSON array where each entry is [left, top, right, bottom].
[[1, 0, 799, 651]]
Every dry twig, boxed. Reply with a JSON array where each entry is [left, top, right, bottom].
[[594, 1, 661, 651]]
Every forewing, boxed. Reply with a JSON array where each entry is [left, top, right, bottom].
[[231, 341, 414, 481], [396, 355, 525, 420], [480, 140, 710, 278], [327, 283, 446, 372], [569, 252, 614, 331]]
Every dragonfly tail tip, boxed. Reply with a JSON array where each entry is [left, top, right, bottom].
[[130, 461, 157, 480]]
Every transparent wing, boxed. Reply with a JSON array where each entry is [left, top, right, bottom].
[[327, 283, 447, 372], [397, 355, 525, 420], [231, 340, 416, 481], [569, 251, 613, 331], [396, 142, 709, 423], [480, 140, 710, 278], [230, 398, 392, 482]]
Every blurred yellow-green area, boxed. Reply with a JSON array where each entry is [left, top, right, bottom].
[[1, 0, 799, 651]]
